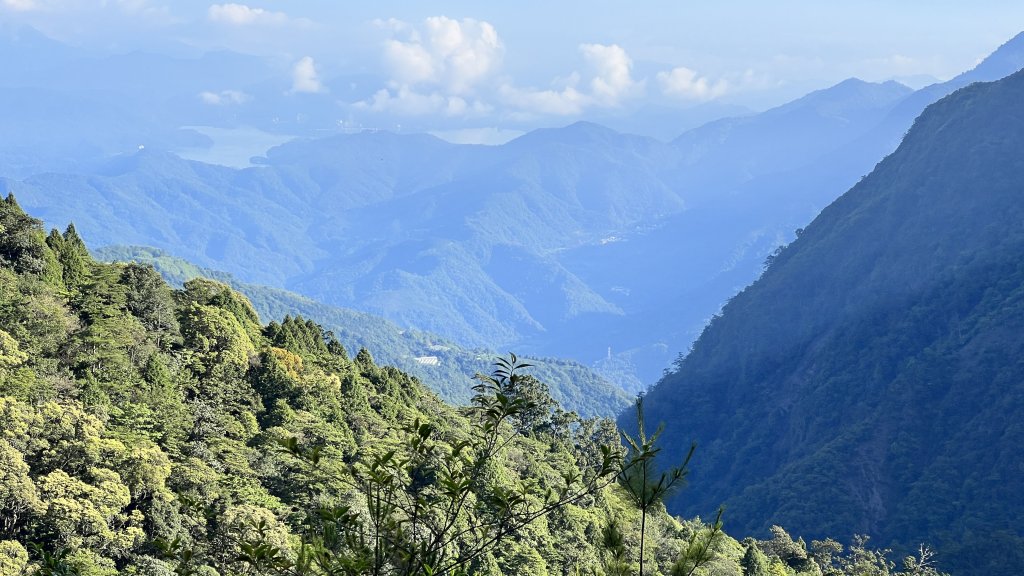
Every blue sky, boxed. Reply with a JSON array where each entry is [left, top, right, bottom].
[[3, 1, 1023, 138]]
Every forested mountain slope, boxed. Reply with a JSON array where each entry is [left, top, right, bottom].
[[0, 196, 725, 574], [632, 68, 1024, 576], [95, 245, 631, 417], [0, 193, 952, 576]]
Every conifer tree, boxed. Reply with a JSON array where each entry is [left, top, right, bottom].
[[617, 396, 695, 576], [740, 540, 771, 576]]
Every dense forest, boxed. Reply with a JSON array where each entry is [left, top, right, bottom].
[[93, 244, 633, 417], [632, 68, 1024, 576], [0, 196, 951, 575]]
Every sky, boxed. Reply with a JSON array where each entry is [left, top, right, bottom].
[[3, 1, 1024, 140]]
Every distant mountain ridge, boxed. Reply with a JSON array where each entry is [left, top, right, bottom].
[[670, 78, 913, 195], [1, 77, 921, 377], [8, 31, 1024, 388], [631, 68, 1024, 576]]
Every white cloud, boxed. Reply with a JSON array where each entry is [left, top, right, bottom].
[[355, 86, 491, 117], [290, 56, 324, 94], [379, 16, 503, 95], [1, 0, 175, 23], [357, 16, 502, 118], [358, 87, 445, 115], [2, 0, 37, 11], [657, 66, 728, 101], [499, 82, 588, 116], [365, 24, 645, 119], [199, 89, 250, 105], [580, 43, 643, 105], [383, 39, 436, 85], [208, 3, 288, 26], [498, 43, 643, 117]]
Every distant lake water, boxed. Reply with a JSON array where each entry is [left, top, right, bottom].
[[177, 126, 294, 168]]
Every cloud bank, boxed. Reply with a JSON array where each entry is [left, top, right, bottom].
[[380, 16, 503, 95], [657, 67, 728, 101], [208, 3, 288, 26], [358, 16, 501, 116], [581, 43, 643, 106], [2, 0, 37, 11], [498, 43, 644, 117], [358, 16, 732, 121], [291, 56, 324, 94], [199, 89, 250, 105]]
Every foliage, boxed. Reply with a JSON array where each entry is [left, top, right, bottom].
[[617, 396, 710, 576], [0, 199, 955, 576], [225, 353, 622, 575], [1, 200, 759, 575], [96, 245, 631, 419]]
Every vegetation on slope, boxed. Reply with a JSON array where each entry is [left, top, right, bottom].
[[0, 196, 948, 576], [94, 245, 631, 418]]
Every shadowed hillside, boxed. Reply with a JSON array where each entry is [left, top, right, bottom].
[[632, 68, 1024, 576]]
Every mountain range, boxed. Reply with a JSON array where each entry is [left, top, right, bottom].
[[6, 32, 1024, 389], [3, 20, 1024, 576]]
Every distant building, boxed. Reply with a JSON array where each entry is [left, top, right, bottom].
[[414, 356, 440, 366]]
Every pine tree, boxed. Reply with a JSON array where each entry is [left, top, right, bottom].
[[740, 540, 771, 576]]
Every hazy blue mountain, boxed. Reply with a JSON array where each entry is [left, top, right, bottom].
[[670, 78, 913, 195], [554, 34, 1024, 383], [5, 151, 323, 284], [0, 24, 87, 76], [8, 122, 680, 352], [545, 78, 918, 382], [630, 69, 1024, 576], [575, 100, 754, 142], [273, 122, 678, 349], [0, 29, 262, 177], [7, 31, 1024, 390], [817, 31, 1024, 192]]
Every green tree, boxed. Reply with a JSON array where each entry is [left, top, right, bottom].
[[0, 438, 43, 538], [899, 545, 945, 576], [120, 263, 180, 347], [600, 518, 631, 576], [0, 194, 61, 283], [46, 224, 91, 293], [617, 396, 695, 576], [219, 354, 621, 576], [741, 540, 771, 576], [761, 526, 812, 573], [0, 329, 28, 369], [177, 278, 262, 344], [0, 540, 30, 576], [178, 302, 258, 411]]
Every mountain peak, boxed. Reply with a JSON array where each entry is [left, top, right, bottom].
[[507, 121, 640, 149], [0, 24, 83, 64], [774, 77, 913, 116], [95, 148, 196, 177]]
